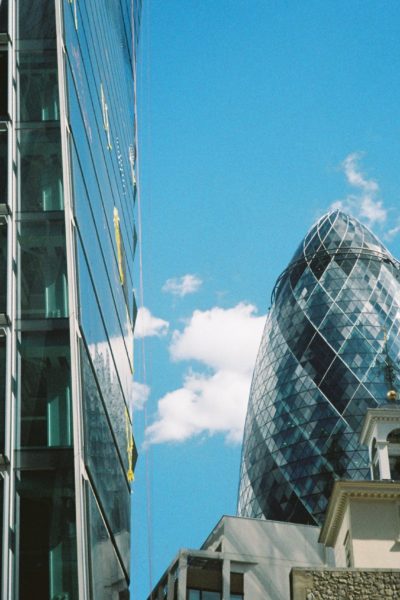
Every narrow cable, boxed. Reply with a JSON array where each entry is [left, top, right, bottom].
[[132, 0, 154, 595]]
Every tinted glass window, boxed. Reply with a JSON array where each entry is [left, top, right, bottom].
[[19, 128, 63, 211], [18, 0, 55, 41], [19, 330, 72, 448], [0, 131, 6, 203], [17, 469, 78, 600], [87, 485, 129, 599], [0, 222, 6, 313], [19, 218, 68, 319], [19, 52, 59, 122], [81, 341, 131, 573], [0, 1, 7, 34], [0, 51, 7, 118]]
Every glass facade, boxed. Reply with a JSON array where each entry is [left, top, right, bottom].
[[1, 0, 140, 597], [238, 210, 400, 525]]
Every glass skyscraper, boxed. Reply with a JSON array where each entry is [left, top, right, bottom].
[[238, 210, 400, 526], [0, 1, 140, 597]]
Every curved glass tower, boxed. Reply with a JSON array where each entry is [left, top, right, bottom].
[[238, 210, 400, 525]]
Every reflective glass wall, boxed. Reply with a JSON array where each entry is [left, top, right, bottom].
[[14, 1, 77, 597], [0, 1, 9, 592], [63, 0, 138, 595], [238, 210, 400, 525], [3, 0, 139, 596]]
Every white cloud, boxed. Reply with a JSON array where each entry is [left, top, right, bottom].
[[170, 303, 264, 373], [145, 303, 266, 445], [385, 220, 400, 241], [132, 381, 150, 410], [331, 152, 387, 227], [134, 307, 169, 338], [162, 274, 203, 297], [145, 370, 249, 444], [342, 152, 378, 193]]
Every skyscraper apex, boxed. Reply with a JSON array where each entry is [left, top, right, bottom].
[[238, 209, 400, 526]]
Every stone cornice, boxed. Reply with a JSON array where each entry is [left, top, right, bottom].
[[360, 407, 400, 445], [319, 480, 400, 546]]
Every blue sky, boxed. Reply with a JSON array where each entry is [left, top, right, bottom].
[[132, 2, 400, 598]]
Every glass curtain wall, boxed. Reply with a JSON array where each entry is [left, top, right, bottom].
[[0, 1, 9, 591], [14, 1, 78, 598], [63, 0, 138, 594]]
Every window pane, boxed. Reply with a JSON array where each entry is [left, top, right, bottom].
[[0, 131, 6, 203], [19, 219, 68, 319], [203, 593, 221, 600], [19, 52, 59, 122], [389, 455, 400, 480], [19, 129, 63, 211], [87, 484, 129, 600], [81, 341, 131, 573], [0, 222, 6, 313], [19, 330, 72, 448], [0, 339, 5, 453], [388, 429, 400, 443], [0, 51, 7, 118], [0, 1, 7, 34], [17, 469, 78, 600], [188, 591, 200, 600], [18, 0, 56, 41]]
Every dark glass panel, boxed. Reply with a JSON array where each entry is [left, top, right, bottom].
[[0, 339, 5, 453], [19, 218, 68, 319], [0, 222, 6, 313], [388, 429, 400, 443], [0, 131, 6, 203], [19, 52, 59, 122], [17, 469, 78, 600], [81, 341, 131, 572], [19, 129, 63, 211], [87, 485, 129, 600], [19, 330, 72, 448], [0, 50, 7, 118], [389, 455, 400, 480], [18, 0, 56, 41], [0, 1, 7, 34]]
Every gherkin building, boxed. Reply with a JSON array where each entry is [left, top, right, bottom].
[[238, 209, 400, 525]]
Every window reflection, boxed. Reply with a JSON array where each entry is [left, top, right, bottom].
[[19, 330, 72, 448], [19, 129, 63, 211], [81, 341, 131, 571], [17, 469, 78, 600], [87, 485, 129, 600], [19, 219, 68, 319], [19, 52, 59, 122]]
